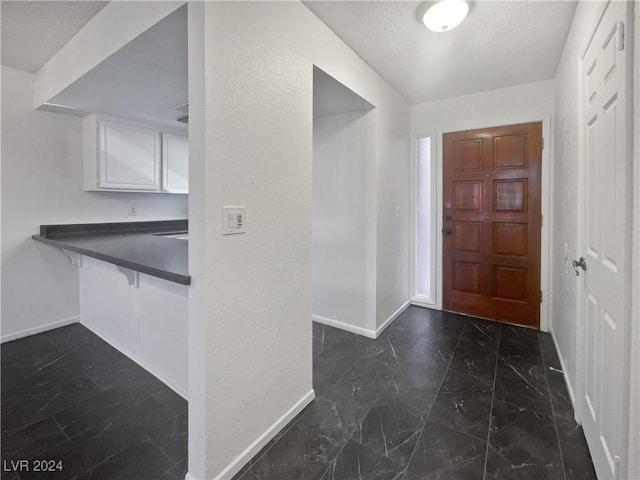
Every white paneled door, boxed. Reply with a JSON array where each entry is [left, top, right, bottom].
[[579, 2, 632, 479]]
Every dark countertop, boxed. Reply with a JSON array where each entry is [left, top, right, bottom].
[[32, 220, 190, 285]]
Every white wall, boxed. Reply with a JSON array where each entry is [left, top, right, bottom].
[[80, 256, 188, 397], [412, 80, 554, 133], [410, 80, 555, 330], [187, 2, 410, 479], [1, 66, 188, 342], [313, 110, 376, 335], [375, 87, 412, 330], [550, 1, 606, 398]]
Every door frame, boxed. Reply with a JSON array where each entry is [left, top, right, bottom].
[[410, 115, 553, 332], [410, 132, 438, 307], [575, 2, 636, 478], [629, 5, 640, 478]]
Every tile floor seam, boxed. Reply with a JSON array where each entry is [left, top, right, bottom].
[[426, 418, 488, 443], [315, 330, 428, 480], [147, 432, 178, 466], [317, 329, 419, 409], [538, 333, 568, 480], [319, 394, 391, 478], [52, 416, 70, 441], [5, 310, 594, 480], [489, 396, 554, 422], [313, 333, 347, 359], [482, 323, 501, 480], [367, 331, 449, 429], [348, 437, 405, 467], [2, 324, 189, 480], [446, 363, 497, 388], [70, 438, 135, 480], [382, 389, 430, 426], [24, 424, 78, 460], [314, 342, 377, 399], [400, 318, 468, 480], [316, 381, 395, 480], [51, 397, 125, 445], [34, 352, 70, 377], [232, 402, 314, 478]]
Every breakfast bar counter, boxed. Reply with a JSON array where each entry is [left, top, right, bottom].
[[32, 220, 189, 285]]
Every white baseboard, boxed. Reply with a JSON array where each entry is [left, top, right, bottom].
[[1, 316, 80, 343], [312, 314, 377, 339], [551, 330, 576, 407], [375, 301, 410, 337], [313, 301, 411, 340], [410, 297, 438, 310], [211, 389, 315, 480], [81, 322, 188, 400]]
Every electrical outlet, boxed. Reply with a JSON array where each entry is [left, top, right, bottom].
[[395, 206, 401, 217], [128, 206, 137, 216]]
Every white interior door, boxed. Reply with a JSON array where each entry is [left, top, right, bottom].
[[579, 2, 632, 478]]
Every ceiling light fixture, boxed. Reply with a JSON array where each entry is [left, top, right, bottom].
[[423, 0, 469, 32]]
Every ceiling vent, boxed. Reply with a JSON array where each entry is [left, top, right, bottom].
[[171, 102, 189, 124]]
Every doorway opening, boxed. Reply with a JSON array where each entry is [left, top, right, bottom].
[[311, 66, 375, 337]]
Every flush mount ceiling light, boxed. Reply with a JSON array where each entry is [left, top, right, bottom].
[[423, 0, 469, 32]]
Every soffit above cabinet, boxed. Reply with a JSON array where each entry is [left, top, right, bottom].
[[47, 5, 188, 132]]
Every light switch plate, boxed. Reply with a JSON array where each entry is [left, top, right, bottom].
[[222, 206, 246, 235]]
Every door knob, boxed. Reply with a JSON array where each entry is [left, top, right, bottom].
[[442, 227, 452, 236], [572, 257, 587, 276]]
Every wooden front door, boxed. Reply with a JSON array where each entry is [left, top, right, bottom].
[[443, 122, 542, 327]]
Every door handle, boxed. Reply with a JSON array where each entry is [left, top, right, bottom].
[[442, 227, 452, 236], [572, 257, 587, 276]]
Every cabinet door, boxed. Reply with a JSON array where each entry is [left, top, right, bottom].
[[98, 120, 161, 191], [162, 133, 189, 194]]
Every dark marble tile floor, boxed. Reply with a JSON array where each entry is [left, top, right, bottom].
[[1, 324, 187, 480], [1, 307, 596, 480], [235, 306, 596, 480]]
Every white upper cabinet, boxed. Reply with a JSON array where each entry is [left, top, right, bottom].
[[99, 119, 162, 191], [83, 114, 188, 194], [162, 133, 189, 194]]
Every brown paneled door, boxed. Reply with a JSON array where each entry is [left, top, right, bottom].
[[443, 122, 542, 328]]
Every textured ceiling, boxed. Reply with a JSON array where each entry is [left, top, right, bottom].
[[1, 1, 108, 73], [304, 1, 577, 104], [1, 0, 577, 125]]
